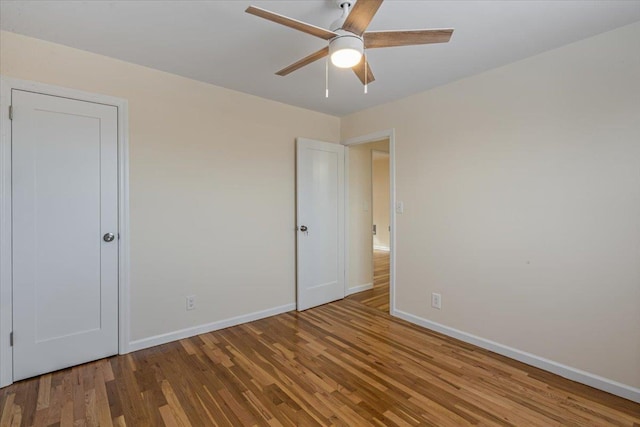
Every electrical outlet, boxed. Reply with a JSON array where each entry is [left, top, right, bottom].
[[431, 293, 442, 310], [186, 295, 196, 311]]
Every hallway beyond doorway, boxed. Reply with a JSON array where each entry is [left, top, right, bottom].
[[347, 249, 389, 312]]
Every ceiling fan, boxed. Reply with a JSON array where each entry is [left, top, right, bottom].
[[245, 0, 454, 87]]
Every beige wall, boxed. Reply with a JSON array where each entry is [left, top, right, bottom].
[[347, 139, 389, 291], [0, 31, 340, 342], [372, 152, 390, 250], [342, 22, 640, 389]]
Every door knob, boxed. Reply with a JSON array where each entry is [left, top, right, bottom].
[[299, 225, 308, 232], [103, 233, 115, 242]]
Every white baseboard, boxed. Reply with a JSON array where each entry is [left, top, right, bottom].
[[128, 303, 296, 352], [373, 245, 390, 252], [392, 309, 640, 404], [346, 283, 373, 296]]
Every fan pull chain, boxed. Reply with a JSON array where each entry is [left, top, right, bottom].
[[364, 49, 368, 94], [325, 57, 329, 98]]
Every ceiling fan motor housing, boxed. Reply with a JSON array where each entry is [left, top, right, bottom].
[[329, 30, 364, 55]]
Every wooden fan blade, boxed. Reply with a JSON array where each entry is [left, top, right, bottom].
[[364, 29, 454, 49], [353, 59, 375, 85], [341, 0, 383, 35], [246, 6, 338, 40], [276, 47, 330, 76]]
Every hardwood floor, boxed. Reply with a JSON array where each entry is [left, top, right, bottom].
[[2, 251, 639, 426]]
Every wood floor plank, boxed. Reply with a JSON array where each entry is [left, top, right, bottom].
[[7, 405, 20, 427], [35, 374, 51, 410], [160, 380, 192, 427], [1, 250, 639, 425], [112, 415, 127, 427], [94, 366, 114, 427], [158, 405, 181, 427], [0, 393, 15, 427]]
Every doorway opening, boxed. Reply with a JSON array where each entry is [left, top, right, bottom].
[[344, 131, 395, 314], [371, 150, 390, 311]]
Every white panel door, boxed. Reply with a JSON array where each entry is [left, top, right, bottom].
[[12, 90, 118, 381], [296, 138, 345, 311]]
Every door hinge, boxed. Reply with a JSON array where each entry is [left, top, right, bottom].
[[9, 332, 13, 346], [8, 105, 13, 120]]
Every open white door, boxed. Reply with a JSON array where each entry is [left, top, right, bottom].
[[296, 138, 345, 311]]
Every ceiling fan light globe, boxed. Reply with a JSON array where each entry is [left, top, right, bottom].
[[331, 48, 362, 68], [329, 33, 364, 68]]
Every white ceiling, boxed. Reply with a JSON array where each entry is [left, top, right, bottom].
[[1, 1, 639, 116]]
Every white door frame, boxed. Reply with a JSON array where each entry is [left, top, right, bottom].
[[342, 129, 396, 314], [0, 76, 131, 388]]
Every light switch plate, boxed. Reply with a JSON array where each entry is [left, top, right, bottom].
[[186, 295, 196, 311], [431, 293, 442, 310]]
